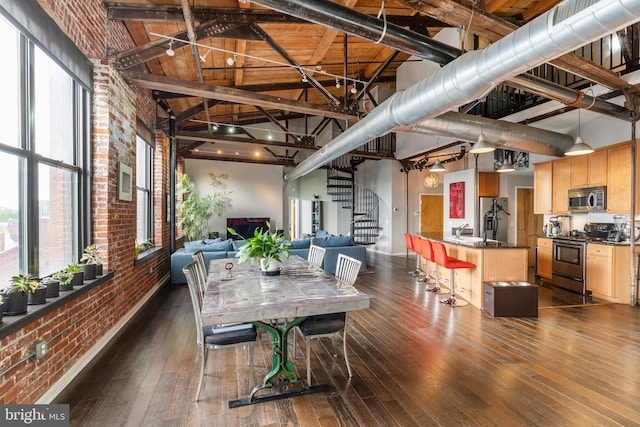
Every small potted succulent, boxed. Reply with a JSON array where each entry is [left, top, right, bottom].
[[66, 262, 84, 285], [228, 221, 293, 275], [135, 239, 154, 259], [2, 274, 41, 315], [41, 276, 60, 298], [80, 244, 101, 279], [52, 271, 74, 291]]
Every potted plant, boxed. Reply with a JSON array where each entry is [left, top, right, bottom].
[[66, 263, 84, 285], [228, 221, 293, 275], [53, 271, 74, 291], [177, 172, 232, 241], [135, 239, 154, 259], [41, 276, 60, 298], [2, 274, 41, 315], [80, 244, 102, 279]]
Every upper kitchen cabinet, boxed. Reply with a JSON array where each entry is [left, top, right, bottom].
[[552, 157, 572, 213], [478, 172, 499, 197], [570, 150, 607, 188], [534, 162, 552, 214], [607, 142, 636, 214]]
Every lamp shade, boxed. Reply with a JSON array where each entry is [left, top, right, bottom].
[[429, 159, 446, 172], [564, 136, 594, 156], [497, 160, 515, 173], [424, 173, 440, 188], [469, 133, 495, 154]]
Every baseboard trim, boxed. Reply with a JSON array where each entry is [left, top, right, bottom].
[[37, 273, 170, 403]]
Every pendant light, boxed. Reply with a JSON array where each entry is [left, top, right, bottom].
[[497, 153, 515, 173], [565, 108, 594, 156], [429, 137, 446, 172], [469, 132, 495, 154]]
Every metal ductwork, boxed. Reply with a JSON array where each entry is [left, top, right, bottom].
[[283, 0, 640, 181], [252, 0, 627, 121], [400, 112, 574, 157]]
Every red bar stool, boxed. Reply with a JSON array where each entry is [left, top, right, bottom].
[[410, 234, 424, 279], [404, 233, 419, 276], [419, 239, 440, 291], [431, 242, 475, 306]]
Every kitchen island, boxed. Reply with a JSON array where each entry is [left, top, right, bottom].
[[419, 233, 529, 310]]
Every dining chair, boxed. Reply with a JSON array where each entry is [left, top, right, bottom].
[[295, 253, 362, 385], [191, 249, 208, 294], [404, 233, 419, 275], [307, 244, 327, 268], [182, 261, 258, 401]]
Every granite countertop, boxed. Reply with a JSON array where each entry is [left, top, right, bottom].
[[418, 233, 528, 249]]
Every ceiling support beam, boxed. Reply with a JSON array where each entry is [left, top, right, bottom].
[[123, 71, 358, 121], [255, 106, 299, 140], [249, 24, 340, 106]]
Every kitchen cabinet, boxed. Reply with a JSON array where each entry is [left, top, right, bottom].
[[478, 172, 499, 197], [534, 162, 552, 214], [570, 150, 607, 189], [311, 200, 323, 235], [586, 243, 630, 303], [607, 143, 632, 214], [536, 238, 553, 280], [552, 157, 571, 214]]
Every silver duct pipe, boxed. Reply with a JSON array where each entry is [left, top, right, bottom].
[[402, 112, 574, 156], [284, 0, 640, 181], [252, 0, 626, 121]]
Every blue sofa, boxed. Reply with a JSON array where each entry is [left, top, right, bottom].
[[170, 235, 367, 284]]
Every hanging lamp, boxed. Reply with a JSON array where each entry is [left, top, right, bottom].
[[565, 108, 594, 156]]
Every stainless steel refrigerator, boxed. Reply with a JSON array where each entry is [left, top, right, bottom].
[[479, 197, 509, 242]]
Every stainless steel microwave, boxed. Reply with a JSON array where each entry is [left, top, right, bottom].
[[568, 186, 606, 212]]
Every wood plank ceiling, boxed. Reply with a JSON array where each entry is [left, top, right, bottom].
[[105, 0, 623, 165]]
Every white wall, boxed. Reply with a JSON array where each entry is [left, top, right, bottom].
[[185, 159, 285, 238]]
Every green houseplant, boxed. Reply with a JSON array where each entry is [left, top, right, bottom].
[[53, 271, 74, 291], [177, 172, 232, 241], [227, 222, 293, 274], [66, 262, 84, 286], [2, 274, 41, 314], [80, 244, 103, 278]]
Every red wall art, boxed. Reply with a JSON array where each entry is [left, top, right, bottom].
[[449, 182, 465, 219]]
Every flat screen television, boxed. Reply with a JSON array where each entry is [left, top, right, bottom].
[[227, 217, 270, 240]]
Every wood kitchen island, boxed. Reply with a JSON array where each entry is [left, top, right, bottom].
[[419, 234, 529, 310]]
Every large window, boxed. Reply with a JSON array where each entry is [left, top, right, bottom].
[[0, 14, 88, 282], [136, 135, 154, 243]]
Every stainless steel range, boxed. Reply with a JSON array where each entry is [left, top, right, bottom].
[[551, 222, 615, 295]]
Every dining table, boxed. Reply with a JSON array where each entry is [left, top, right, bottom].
[[201, 255, 371, 408]]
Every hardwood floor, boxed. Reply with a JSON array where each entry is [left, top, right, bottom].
[[56, 253, 640, 426]]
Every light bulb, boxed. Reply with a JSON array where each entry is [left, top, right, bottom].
[[226, 56, 235, 66], [351, 86, 357, 94], [166, 41, 175, 57], [336, 79, 341, 89]]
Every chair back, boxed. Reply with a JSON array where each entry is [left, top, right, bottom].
[[421, 239, 434, 262], [404, 233, 414, 251], [410, 234, 422, 254], [183, 260, 205, 347], [335, 253, 362, 286], [431, 242, 448, 266], [191, 249, 207, 293], [308, 244, 327, 268]]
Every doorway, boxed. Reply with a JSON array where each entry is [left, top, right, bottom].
[[420, 194, 444, 236], [516, 187, 542, 267]]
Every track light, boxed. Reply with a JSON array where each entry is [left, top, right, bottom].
[[316, 63, 323, 71], [211, 123, 219, 131], [351, 85, 357, 94], [301, 73, 308, 83], [226, 52, 237, 66], [166, 40, 175, 57], [336, 78, 341, 89]]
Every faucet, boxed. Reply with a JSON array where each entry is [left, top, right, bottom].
[[455, 223, 470, 238]]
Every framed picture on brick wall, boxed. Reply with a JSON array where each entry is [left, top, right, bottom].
[[118, 162, 133, 201]]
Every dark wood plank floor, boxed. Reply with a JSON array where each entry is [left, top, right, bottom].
[[56, 253, 640, 426]]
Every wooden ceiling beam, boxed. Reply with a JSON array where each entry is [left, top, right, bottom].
[[105, 4, 451, 27], [123, 71, 358, 121], [396, 0, 632, 90]]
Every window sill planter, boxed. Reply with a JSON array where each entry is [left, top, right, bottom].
[[82, 263, 96, 280], [42, 279, 60, 298], [1, 291, 28, 316], [27, 286, 47, 305]]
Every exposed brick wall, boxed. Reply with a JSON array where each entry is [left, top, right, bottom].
[[0, 1, 172, 403]]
